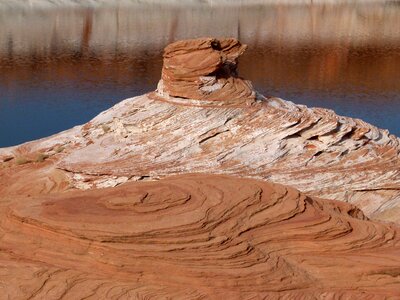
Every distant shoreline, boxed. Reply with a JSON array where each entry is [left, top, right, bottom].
[[0, 0, 398, 10]]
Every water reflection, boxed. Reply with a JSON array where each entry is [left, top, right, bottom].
[[0, 3, 399, 146]]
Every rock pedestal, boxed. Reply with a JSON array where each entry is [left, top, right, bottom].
[[157, 38, 256, 105]]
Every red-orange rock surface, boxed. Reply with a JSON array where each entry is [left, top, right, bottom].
[[158, 38, 256, 105], [3, 87, 399, 222], [1, 40, 400, 222], [1, 38, 400, 298], [1, 174, 400, 298]]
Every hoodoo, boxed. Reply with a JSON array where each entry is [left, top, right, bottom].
[[157, 38, 256, 105]]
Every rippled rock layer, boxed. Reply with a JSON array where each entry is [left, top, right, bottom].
[[1, 37, 400, 297], [1, 38, 399, 223], [2, 89, 399, 222], [1, 174, 399, 298]]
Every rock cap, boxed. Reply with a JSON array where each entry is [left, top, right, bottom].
[[157, 37, 256, 106]]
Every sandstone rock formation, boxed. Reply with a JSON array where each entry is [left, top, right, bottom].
[[158, 38, 256, 105], [0, 37, 400, 297], [1, 174, 400, 298], [1, 39, 400, 223], [2, 89, 399, 222]]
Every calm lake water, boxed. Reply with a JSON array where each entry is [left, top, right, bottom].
[[0, 3, 399, 147]]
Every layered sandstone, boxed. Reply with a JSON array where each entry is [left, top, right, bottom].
[[2, 94, 400, 222], [1, 38, 400, 223], [1, 37, 400, 298], [1, 174, 400, 298], [158, 38, 256, 105]]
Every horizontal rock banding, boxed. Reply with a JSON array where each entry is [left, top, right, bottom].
[[158, 38, 256, 105], [1, 174, 400, 298]]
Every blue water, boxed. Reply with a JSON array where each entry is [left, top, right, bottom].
[[2, 79, 399, 148], [0, 56, 158, 147], [0, 84, 132, 147]]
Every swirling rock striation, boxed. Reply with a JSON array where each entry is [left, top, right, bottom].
[[3, 90, 399, 222], [1, 174, 400, 298], [0, 38, 400, 225]]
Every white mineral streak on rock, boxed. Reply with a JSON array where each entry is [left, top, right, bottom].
[[30, 89, 396, 222], [4, 89, 398, 222]]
